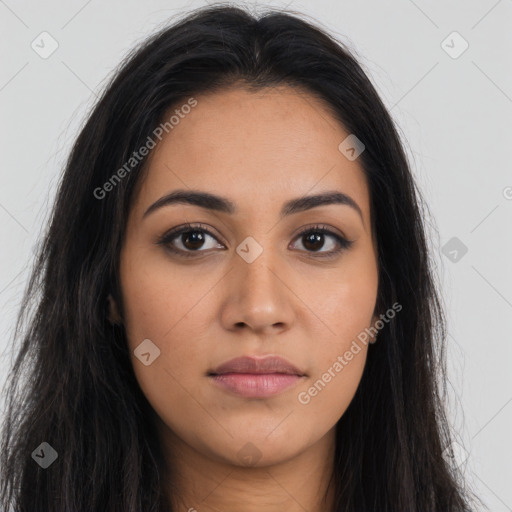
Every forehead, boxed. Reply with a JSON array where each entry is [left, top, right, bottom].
[[135, 86, 370, 219]]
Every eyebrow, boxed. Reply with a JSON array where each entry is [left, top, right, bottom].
[[143, 189, 364, 223]]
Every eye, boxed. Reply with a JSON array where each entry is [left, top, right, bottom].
[[157, 223, 354, 259], [157, 223, 225, 258], [290, 225, 353, 258]]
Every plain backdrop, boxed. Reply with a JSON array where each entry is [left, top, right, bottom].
[[1, 0, 511, 510]]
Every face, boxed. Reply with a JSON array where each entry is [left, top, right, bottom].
[[114, 86, 379, 468]]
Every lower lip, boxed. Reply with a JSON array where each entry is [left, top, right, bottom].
[[209, 373, 303, 398]]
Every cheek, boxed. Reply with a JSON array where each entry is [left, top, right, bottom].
[[293, 269, 376, 423], [120, 251, 212, 350], [306, 249, 378, 349], [119, 252, 216, 400], [295, 346, 367, 427], [295, 250, 377, 415]]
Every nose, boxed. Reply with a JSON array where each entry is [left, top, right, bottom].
[[219, 247, 296, 335]]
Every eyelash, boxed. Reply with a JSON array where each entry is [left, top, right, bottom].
[[156, 223, 354, 259]]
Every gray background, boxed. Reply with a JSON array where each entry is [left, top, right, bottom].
[[1, 0, 511, 510]]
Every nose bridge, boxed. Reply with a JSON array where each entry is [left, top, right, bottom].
[[235, 235, 282, 300], [223, 234, 293, 331]]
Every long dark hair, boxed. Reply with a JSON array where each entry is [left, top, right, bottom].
[[0, 4, 481, 511]]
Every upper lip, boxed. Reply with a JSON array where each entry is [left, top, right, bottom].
[[209, 355, 306, 376]]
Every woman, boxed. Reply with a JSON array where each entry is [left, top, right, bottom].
[[0, 4, 481, 511]]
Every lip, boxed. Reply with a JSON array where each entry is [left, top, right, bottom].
[[209, 355, 305, 376], [208, 355, 306, 398]]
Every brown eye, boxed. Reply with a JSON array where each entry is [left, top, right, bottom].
[[157, 223, 225, 258], [302, 232, 326, 251], [157, 223, 353, 259], [180, 230, 207, 250], [291, 226, 353, 258]]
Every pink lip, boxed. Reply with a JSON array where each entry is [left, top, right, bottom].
[[208, 356, 306, 398]]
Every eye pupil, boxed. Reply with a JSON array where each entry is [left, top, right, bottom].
[[183, 231, 205, 250], [303, 232, 324, 251]]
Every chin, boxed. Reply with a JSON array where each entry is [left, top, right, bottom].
[[204, 430, 309, 468]]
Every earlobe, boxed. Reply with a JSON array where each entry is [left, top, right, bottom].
[[369, 313, 379, 344], [107, 294, 123, 325]]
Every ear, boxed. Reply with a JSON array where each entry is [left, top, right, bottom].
[[369, 313, 380, 344], [107, 293, 123, 325]]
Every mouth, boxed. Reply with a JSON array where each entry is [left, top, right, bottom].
[[207, 355, 307, 398]]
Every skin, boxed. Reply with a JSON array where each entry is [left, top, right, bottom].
[[110, 85, 380, 511]]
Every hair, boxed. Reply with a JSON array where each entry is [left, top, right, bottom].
[[0, 3, 481, 511]]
